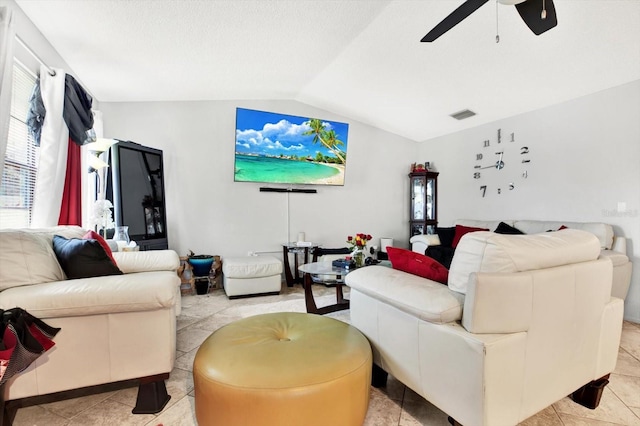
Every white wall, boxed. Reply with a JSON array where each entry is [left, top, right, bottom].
[[100, 100, 416, 260], [419, 80, 640, 322]]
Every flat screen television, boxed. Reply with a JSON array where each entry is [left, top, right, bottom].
[[234, 108, 349, 186], [105, 141, 168, 250]]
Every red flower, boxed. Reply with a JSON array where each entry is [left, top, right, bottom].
[[347, 233, 372, 250]]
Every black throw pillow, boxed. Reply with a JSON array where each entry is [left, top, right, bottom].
[[425, 246, 456, 270], [52, 235, 123, 279], [435, 227, 456, 248], [494, 222, 525, 235]]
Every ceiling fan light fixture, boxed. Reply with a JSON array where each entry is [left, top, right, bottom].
[[450, 109, 477, 120]]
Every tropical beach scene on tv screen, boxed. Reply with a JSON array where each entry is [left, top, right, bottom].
[[234, 108, 349, 186]]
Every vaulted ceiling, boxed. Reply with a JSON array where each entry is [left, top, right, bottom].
[[15, 0, 640, 142]]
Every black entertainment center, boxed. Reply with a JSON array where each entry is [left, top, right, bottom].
[[105, 140, 168, 250]]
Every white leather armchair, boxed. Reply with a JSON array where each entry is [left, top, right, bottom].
[[347, 229, 624, 426]]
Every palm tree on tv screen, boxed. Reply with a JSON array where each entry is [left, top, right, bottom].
[[302, 118, 346, 164]]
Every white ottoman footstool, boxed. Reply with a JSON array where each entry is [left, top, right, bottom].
[[222, 256, 283, 298]]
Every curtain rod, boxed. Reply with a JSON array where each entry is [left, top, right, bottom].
[[15, 35, 56, 76]]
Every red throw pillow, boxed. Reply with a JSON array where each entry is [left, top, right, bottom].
[[451, 225, 489, 248], [83, 230, 116, 265], [386, 247, 449, 284]]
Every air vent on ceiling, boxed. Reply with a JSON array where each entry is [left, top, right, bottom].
[[450, 109, 476, 120]]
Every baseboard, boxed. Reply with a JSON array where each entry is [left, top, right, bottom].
[[2, 373, 170, 425], [228, 291, 281, 299]]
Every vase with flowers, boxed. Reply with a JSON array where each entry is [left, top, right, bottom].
[[346, 233, 372, 267]]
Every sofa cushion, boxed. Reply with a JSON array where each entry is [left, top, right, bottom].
[[386, 247, 448, 284], [52, 235, 123, 280], [223, 256, 282, 279], [494, 222, 524, 235], [20, 226, 87, 245], [345, 265, 464, 324], [448, 229, 601, 294], [435, 227, 456, 247], [425, 245, 456, 270], [456, 219, 508, 233], [513, 220, 613, 249], [452, 225, 489, 248], [0, 231, 65, 290]]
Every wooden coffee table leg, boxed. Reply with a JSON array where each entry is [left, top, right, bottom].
[[283, 246, 294, 287], [303, 273, 319, 314], [293, 252, 300, 283], [302, 271, 349, 315], [336, 282, 345, 304]]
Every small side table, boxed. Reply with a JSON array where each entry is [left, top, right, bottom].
[[282, 243, 319, 287], [178, 255, 222, 295]]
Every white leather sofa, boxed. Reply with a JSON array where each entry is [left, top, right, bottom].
[[410, 219, 632, 300], [0, 226, 180, 417], [347, 229, 624, 426]]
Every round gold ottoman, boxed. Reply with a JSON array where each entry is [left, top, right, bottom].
[[193, 312, 372, 426]]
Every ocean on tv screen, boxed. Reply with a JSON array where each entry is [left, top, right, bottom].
[[234, 154, 343, 185]]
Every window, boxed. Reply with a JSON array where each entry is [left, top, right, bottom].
[[0, 60, 38, 229]]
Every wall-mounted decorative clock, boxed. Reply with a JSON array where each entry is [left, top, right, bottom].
[[473, 129, 531, 197]]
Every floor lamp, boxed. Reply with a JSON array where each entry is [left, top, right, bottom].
[[85, 138, 116, 237]]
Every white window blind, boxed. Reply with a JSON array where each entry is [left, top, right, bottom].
[[0, 60, 39, 229]]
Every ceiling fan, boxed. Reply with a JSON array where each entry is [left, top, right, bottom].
[[421, 0, 557, 42]]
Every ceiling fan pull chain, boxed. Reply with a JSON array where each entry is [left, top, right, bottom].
[[495, 0, 500, 43], [541, 0, 547, 20]]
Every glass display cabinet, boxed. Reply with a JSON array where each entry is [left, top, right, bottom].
[[409, 171, 438, 236]]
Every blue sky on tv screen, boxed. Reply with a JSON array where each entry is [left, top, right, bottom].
[[235, 108, 349, 159]]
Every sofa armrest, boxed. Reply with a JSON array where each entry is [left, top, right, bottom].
[[112, 250, 180, 274], [611, 236, 627, 255], [462, 272, 533, 334], [410, 234, 441, 254], [0, 271, 179, 317], [346, 266, 464, 324]]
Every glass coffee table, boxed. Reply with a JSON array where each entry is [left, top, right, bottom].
[[298, 261, 352, 315]]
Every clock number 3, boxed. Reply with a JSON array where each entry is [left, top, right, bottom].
[[480, 185, 487, 197]]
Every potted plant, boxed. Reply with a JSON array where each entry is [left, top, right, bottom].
[[187, 251, 214, 295]]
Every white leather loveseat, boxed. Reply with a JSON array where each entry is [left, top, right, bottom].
[[0, 226, 180, 418], [410, 219, 632, 300], [347, 229, 624, 426]]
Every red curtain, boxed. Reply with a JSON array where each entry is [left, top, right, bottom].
[[57, 138, 82, 225]]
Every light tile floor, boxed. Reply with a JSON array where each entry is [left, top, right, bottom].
[[12, 284, 640, 426]]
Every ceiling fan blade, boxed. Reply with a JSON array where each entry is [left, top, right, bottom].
[[421, 0, 489, 42], [515, 0, 557, 35]]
